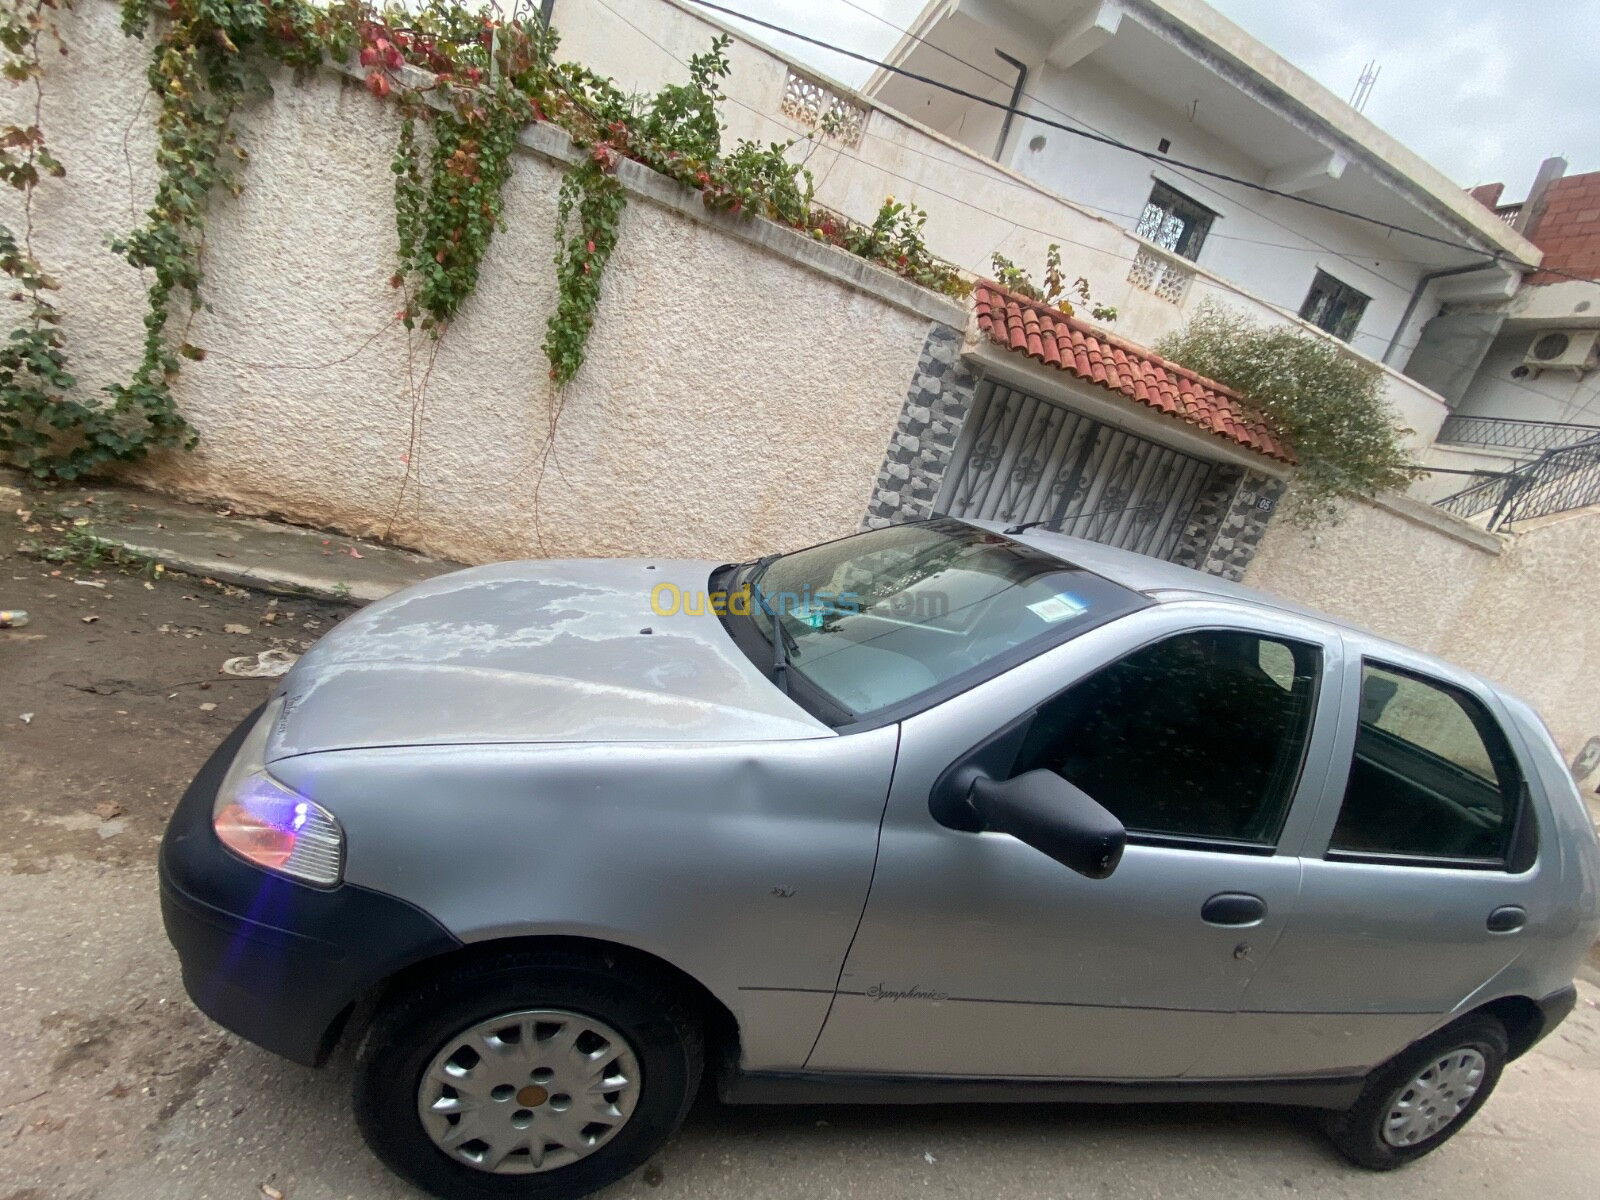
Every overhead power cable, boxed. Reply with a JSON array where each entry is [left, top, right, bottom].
[[591, 0, 1598, 385], [681, 0, 1600, 288], [825, 0, 1427, 294]]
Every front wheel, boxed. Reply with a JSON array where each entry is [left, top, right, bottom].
[[354, 950, 703, 1200], [1324, 1014, 1508, 1170]]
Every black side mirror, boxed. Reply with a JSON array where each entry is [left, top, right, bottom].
[[968, 770, 1126, 879]]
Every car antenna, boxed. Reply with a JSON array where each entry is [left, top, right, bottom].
[[1005, 503, 1157, 535]]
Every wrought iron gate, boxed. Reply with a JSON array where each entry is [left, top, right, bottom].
[[939, 380, 1215, 560]]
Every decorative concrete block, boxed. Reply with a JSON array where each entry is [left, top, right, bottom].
[[1196, 470, 1286, 579], [862, 324, 979, 530]]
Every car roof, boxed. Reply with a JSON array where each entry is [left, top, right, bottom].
[[961, 519, 1495, 691], [962, 519, 1321, 611]]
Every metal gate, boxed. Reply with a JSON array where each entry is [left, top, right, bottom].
[[939, 380, 1215, 560]]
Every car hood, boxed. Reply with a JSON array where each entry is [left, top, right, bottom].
[[267, 558, 830, 759]]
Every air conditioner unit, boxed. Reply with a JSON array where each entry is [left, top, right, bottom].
[[1522, 328, 1600, 374]]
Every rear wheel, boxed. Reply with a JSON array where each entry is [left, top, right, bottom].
[[354, 950, 702, 1200], [1324, 1014, 1507, 1170]]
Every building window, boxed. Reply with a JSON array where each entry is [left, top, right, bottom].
[[1134, 181, 1215, 261], [1299, 270, 1370, 341]]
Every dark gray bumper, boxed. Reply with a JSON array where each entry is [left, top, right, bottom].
[[158, 707, 460, 1066]]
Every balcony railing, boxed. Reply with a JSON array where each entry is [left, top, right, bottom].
[[1436, 413, 1600, 454], [780, 70, 868, 148], [1126, 240, 1195, 305], [1435, 434, 1600, 529]]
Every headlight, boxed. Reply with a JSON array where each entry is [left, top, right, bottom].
[[212, 699, 344, 887]]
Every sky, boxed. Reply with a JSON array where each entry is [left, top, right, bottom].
[[704, 0, 1598, 202]]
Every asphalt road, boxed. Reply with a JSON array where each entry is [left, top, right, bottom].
[[4, 489, 1599, 1200]]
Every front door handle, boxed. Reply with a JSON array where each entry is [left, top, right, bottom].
[[1487, 905, 1526, 934], [1201, 892, 1267, 926]]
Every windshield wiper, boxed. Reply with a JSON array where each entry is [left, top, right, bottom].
[[746, 559, 799, 694]]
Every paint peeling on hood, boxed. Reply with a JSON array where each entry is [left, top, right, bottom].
[[266, 558, 830, 758]]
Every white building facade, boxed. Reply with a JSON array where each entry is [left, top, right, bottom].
[[862, 0, 1531, 372], [556, 0, 1538, 453]]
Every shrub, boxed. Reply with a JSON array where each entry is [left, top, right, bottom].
[[991, 244, 1116, 322], [1153, 303, 1420, 524]]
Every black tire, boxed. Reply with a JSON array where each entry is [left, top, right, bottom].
[[1324, 1014, 1508, 1170], [353, 949, 703, 1200]]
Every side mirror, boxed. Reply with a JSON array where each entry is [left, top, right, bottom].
[[968, 770, 1125, 879]]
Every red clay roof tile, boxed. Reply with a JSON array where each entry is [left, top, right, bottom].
[[971, 282, 1296, 464]]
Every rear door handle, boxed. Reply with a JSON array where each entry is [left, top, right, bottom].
[[1201, 892, 1267, 926], [1487, 905, 1526, 933]]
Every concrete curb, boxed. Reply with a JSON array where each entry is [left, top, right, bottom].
[[5, 468, 457, 605], [108, 535, 407, 605]]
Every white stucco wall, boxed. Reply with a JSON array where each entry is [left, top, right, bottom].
[[1, 1, 941, 564], [1247, 497, 1600, 762]]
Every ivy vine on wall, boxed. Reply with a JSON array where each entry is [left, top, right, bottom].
[[0, 0, 84, 477], [2, 0, 975, 481]]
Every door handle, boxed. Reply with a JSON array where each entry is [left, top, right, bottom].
[[1486, 905, 1526, 934], [1201, 892, 1267, 927]]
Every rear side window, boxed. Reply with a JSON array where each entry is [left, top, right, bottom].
[[1330, 664, 1522, 865]]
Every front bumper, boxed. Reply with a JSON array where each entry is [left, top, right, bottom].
[[159, 706, 461, 1066]]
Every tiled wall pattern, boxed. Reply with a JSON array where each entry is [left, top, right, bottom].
[[1169, 466, 1245, 570], [862, 325, 979, 529], [1196, 470, 1289, 581]]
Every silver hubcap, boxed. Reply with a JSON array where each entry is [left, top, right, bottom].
[[417, 1009, 642, 1174], [1381, 1048, 1486, 1147]]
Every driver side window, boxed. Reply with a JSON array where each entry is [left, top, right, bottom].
[[1012, 630, 1321, 847]]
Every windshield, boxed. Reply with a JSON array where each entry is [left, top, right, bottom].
[[741, 519, 1146, 720]]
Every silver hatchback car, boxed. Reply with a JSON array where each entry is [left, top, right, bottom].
[[160, 518, 1600, 1200]]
